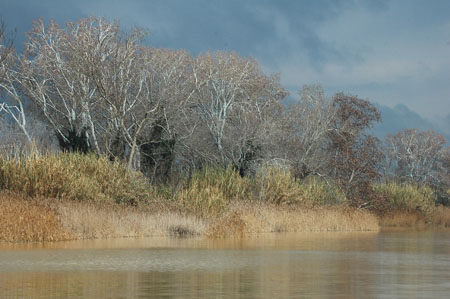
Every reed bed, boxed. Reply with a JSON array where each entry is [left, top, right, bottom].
[[55, 200, 209, 239], [427, 206, 450, 228], [0, 192, 379, 242], [378, 206, 450, 229], [175, 166, 347, 218], [0, 192, 73, 242], [207, 203, 379, 237], [378, 211, 426, 229], [373, 182, 435, 215], [0, 152, 152, 204], [174, 166, 253, 217], [373, 182, 450, 229], [1, 152, 448, 243]]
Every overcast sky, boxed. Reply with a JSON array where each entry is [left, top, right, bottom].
[[1, 0, 449, 123]]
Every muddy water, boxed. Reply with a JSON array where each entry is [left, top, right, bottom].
[[1, 231, 449, 298]]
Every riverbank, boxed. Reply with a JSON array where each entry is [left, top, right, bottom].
[[3, 192, 450, 243], [1, 152, 449, 243], [379, 207, 450, 229], [1, 191, 380, 242]]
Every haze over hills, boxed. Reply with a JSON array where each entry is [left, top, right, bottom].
[[373, 104, 450, 144], [284, 89, 449, 144]]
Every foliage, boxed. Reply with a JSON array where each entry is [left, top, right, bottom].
[[175, 166, 252, 217], [256, 167, 303, 204], [0, 151, 152, 204], [373, 182, 436, 216], [326, 93, 385, 209], [298, 176, 347, 206]]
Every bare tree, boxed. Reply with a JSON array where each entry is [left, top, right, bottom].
[[385, 129, 447, 186], [436, 147, 450, 205], [0, 18, 32, 144], [14, 17, 167, 170], [137, 48, 194, 180], [17, 18, 112, 153], [184, 51, 286, 171], [279, 84, 336, 179], [0, 19, 14, 69]]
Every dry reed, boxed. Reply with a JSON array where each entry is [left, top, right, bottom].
[[379, 206, 450, 229], [378, 211, 426, 229], [1, 192, 380, 242], [0, 192, 73, 242], [175, 166, 348, 218], [55, 200, 208, 239], [207, 202, 379, 237], [428, 206, 450, 228]]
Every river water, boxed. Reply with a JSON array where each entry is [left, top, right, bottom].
[[0, 231, 449, 298]]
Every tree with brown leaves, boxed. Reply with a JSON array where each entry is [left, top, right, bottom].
[[326, 93, 384, 210]]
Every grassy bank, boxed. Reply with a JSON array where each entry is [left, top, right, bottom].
[[374, 183, 450, 229], [0, 192, 379, 242], [0, 152, 448, 243]]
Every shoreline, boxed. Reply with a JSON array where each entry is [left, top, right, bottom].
[[2, 192, 449, 244], [1, 193, 379, 243]]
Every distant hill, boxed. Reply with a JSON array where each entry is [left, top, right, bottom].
[[373, 104, 450, 144], [282, 94, 449, 144]]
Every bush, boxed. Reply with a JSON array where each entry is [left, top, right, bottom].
[[175, 166, 252, 217], [256, 167, 303, 204], [298, 176, 347, 206], [256, 167, 347, 206], [0, 152, 152, 204], [373, 182, 435, 215]]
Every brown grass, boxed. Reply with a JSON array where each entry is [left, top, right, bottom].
[[379, 206, 450, 229], [428, 206, 450, 228], [55, 200, 208, 239], [207, 202, 379, 237], [379, 211, 426, 229], [1, 192, 380, 243], [0, 192, 73, 242]]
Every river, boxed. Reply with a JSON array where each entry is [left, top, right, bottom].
[[1, 230, 449, 298]]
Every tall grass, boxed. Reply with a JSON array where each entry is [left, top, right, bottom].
[[256, 167, 303, 204], [256, 167, 347, 206], [206, 203, 379, 237], [0, 151, 152, 204], [175, 166, 253, 217], [373, 182, 435, 215], [8, 152, 448, 242], [174, 166, 348, 218], [0, 192, 73, 242]]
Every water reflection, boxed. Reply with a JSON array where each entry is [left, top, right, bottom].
[[1, 231, 449, 298]]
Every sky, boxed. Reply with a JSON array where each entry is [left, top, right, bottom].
[[1, 0, 449, 133]]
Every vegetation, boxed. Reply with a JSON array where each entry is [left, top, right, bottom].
[[373, 183, 436, 215], [0, 152, 151, 204], [0, 16, 449, 242]]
